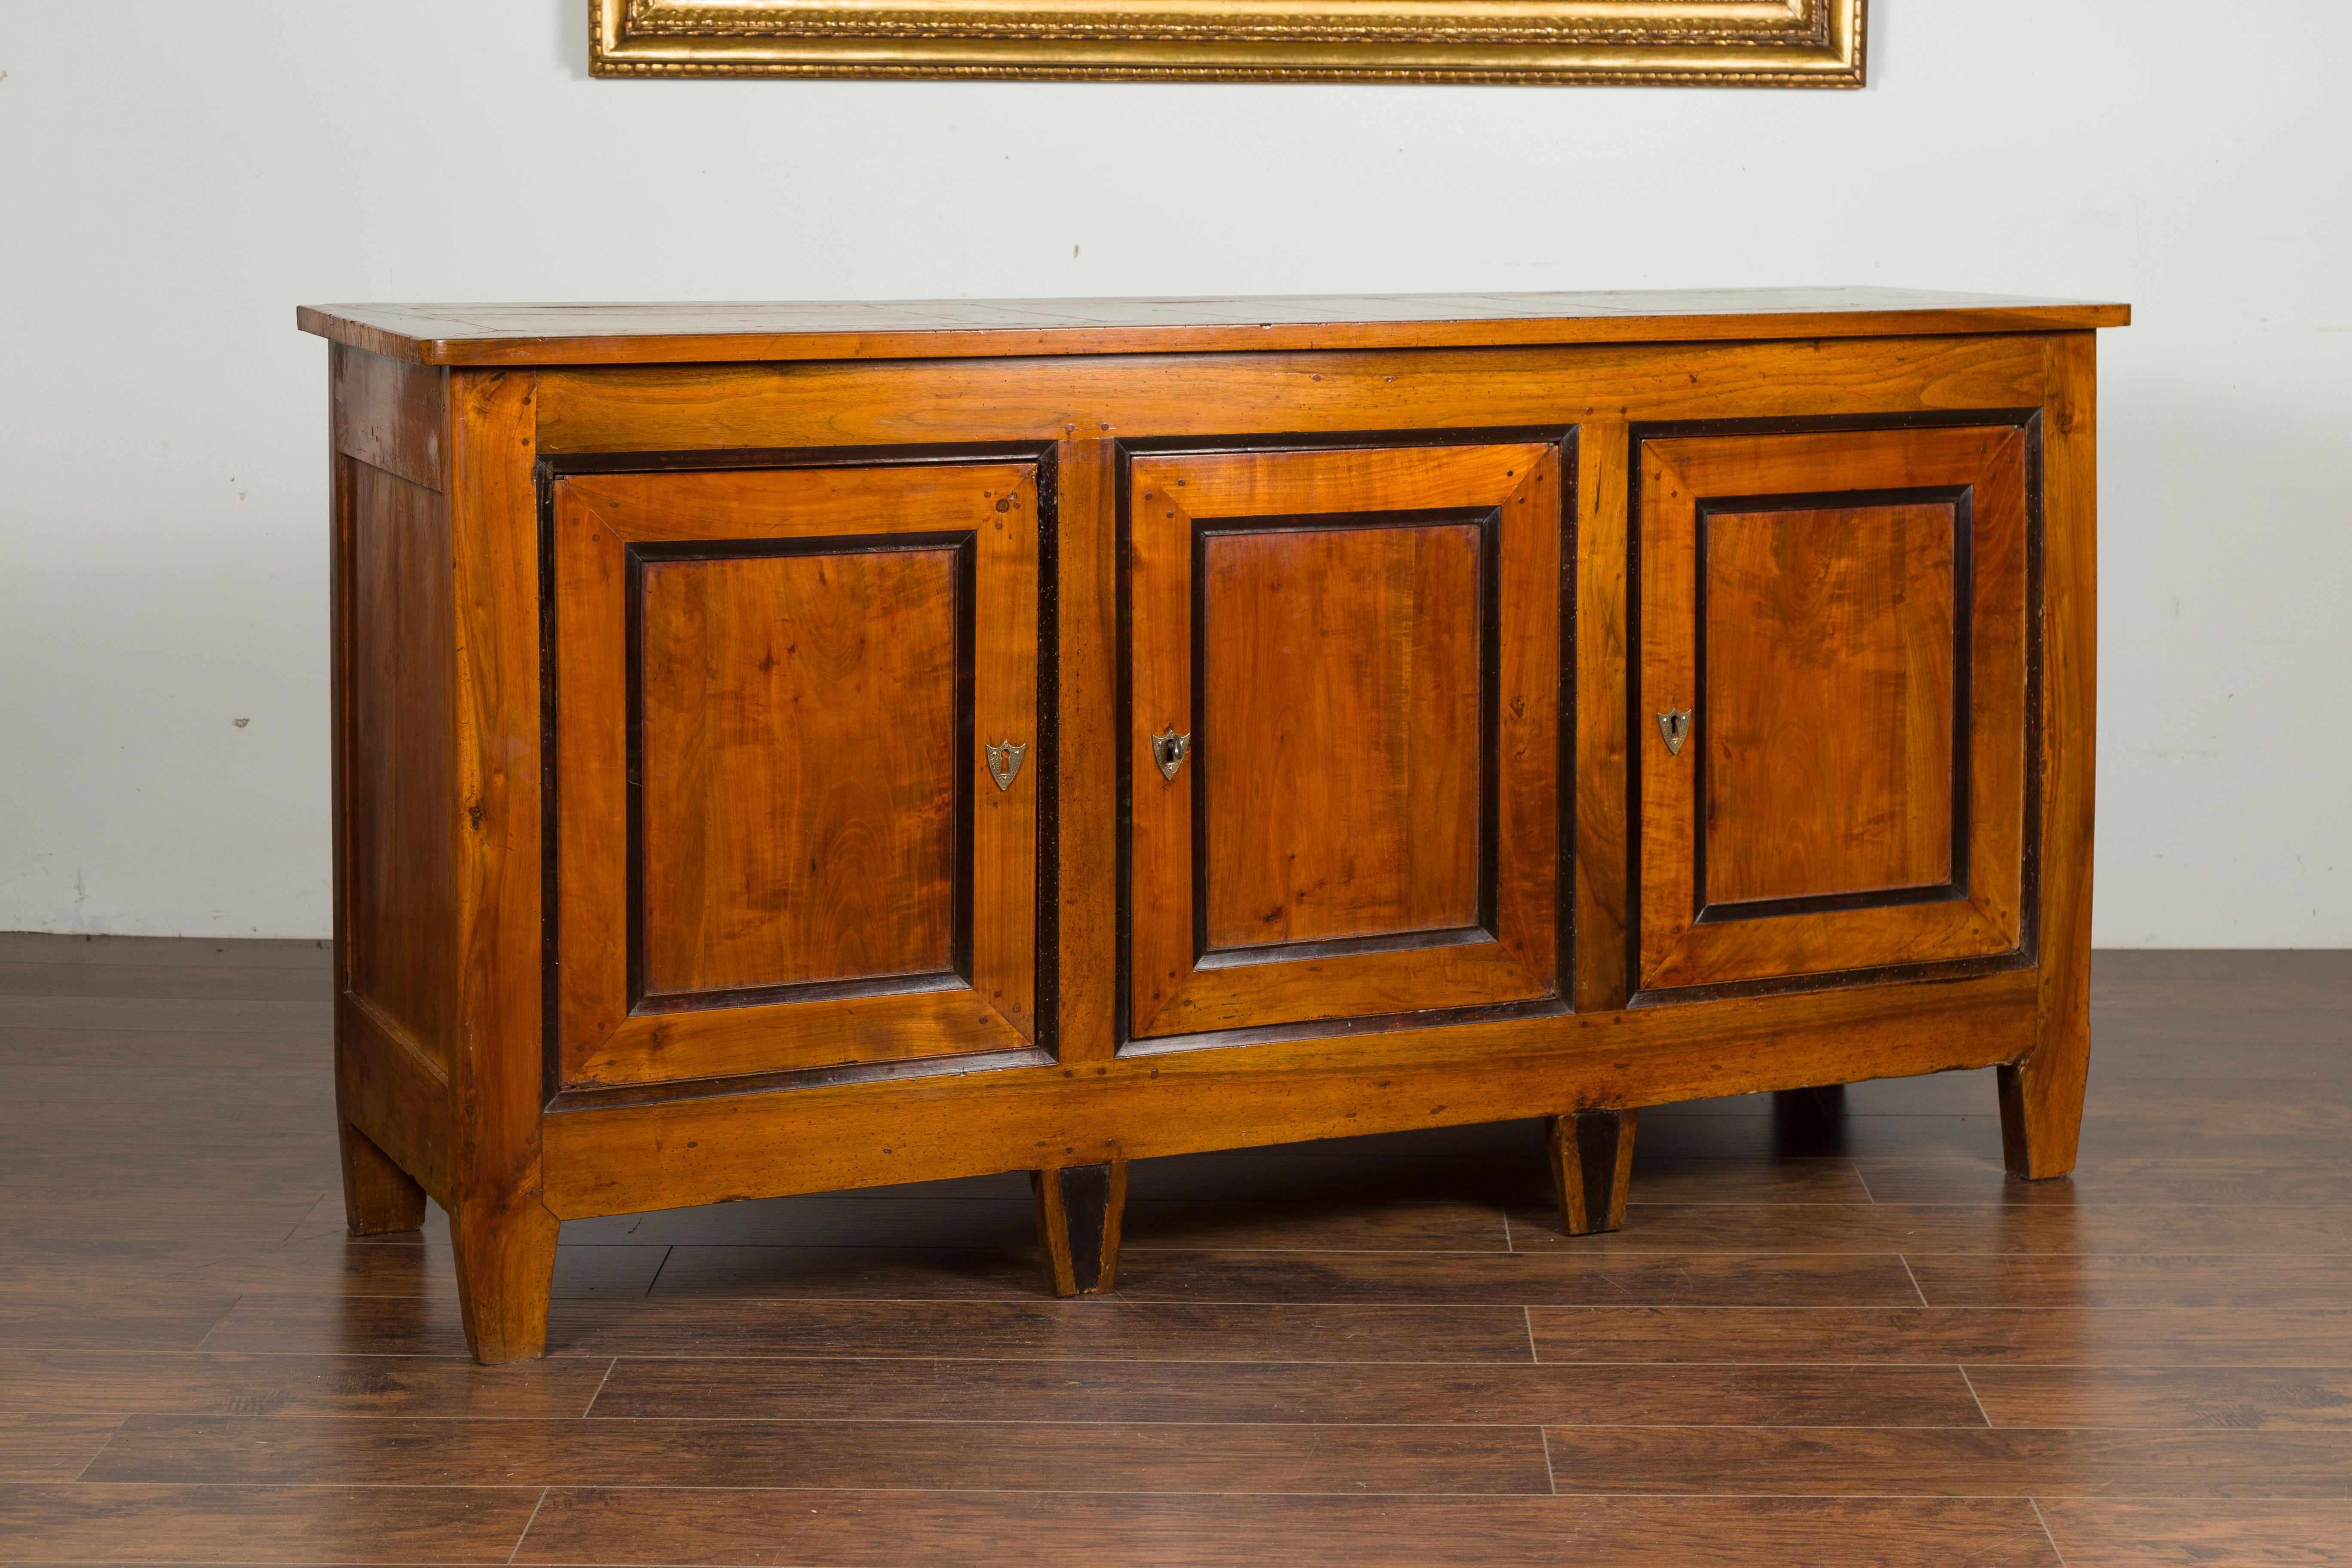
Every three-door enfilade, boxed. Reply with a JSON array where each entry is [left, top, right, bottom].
[[307, 289, 2122, 1361]]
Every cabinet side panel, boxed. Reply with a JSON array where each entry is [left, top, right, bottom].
[[342, 458, 457, 1071], [334, 346, 447, 492]]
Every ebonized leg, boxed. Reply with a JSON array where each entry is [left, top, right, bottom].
[[1030, 1160, 1128, 1296], [337, 1118, 426, 1236], [1773, 1084, 1845, 1113], [450, 1196, 561, 1364], [1548, 1109, 1637, 1236], [1770, 1083, 1849, 1156]]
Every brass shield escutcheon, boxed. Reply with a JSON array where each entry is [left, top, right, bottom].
[[986, 739, 1027, 791], [1151, 726, 1191, 781], [1657, 709, 1691, 756]]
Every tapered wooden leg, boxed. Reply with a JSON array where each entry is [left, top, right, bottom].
[[1548, 1109, 1637, 1235], [449, 1196, 560, 1364], [338, 1118, 426, 1236], [1030, 1160, 1128, 1297], [1999, 1046, 2089, 1180]]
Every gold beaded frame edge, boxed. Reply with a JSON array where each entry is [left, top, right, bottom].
[[589, 0, 1867, 85]]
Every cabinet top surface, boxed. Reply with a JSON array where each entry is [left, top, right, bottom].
[[298, 287, 2128, 369]]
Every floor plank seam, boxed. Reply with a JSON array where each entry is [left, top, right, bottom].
[[508, 1484, 551, 1565], [182, 1295, 249, 1354], [1956, 1366, 1994, 1427], [2027, 1496, 2071, 1567], [275, 1192, 331, 1245], [58, 1413, 128, 1484], [581, 1357, 621, 1417]]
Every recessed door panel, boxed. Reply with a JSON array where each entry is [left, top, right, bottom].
[[637, 547, 962, 998], [1637, 426, 2029, 993], [1201, 520, 1485, 952], [553, 462, 1038, 1090], [1703, 500, 1957, 908], [1127, 442, 1565, 1043]]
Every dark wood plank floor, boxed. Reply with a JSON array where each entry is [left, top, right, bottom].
[[2, 935, 2348, 1565]]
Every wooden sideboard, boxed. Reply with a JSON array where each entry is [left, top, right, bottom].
[[300, 288, 2127, 1363]]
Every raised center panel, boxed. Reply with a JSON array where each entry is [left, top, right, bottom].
[[1702, 500, 1958, 909], [637, 546, 962, 998], [1126, 442, 1566, 1045], [1201, 519, 1485, 953], [551, 461, 1038, 1091]]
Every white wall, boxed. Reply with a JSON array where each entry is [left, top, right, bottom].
[[0, 1, 2345, 945]]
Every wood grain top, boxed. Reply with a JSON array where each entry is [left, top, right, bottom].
[[297, 288, 2130, 368]]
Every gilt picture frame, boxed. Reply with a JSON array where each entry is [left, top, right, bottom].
[[589, 0, 1867, 86]]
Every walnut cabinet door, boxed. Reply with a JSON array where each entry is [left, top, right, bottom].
[[550, 461, 1040, 1090], [1126, 442, 1567, 1042], [1635, 425, 2033, 993]]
